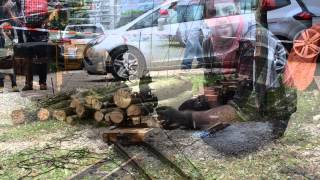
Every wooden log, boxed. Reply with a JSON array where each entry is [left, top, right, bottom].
[[102, 128, 154, 144], [85, 95, 95, 105], [70, 98, 81, 108], [113, 88, 133, 108], [102, 101, 117, 109], [66, 115, 80, 125], [94, 111, 104, 122], [104, 113, 111, 123], [131, 116, 141, 126], [52, 107, 74, 121], [126, 104, 142, 117], [76, 104, 95, 119], [89, 93, 115, 110], [94, 109, 109, 122], [37, 108, 50, 121], [109, 109, 125, 124], [91, 98, 103, 110], [11, 109, 26, 125]]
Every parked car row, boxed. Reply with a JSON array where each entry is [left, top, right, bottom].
[[45, 0, 320, 81], [80, 0, 320, 81]]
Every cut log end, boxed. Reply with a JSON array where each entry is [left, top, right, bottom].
[[52, 110, 67, 121], [37, 108, 50, 121], [70, 98, 81, 108], [11, 109, 26, 125], [109, 109, 125, 124], [92, 98, 103, 110], [85, 95, 95, 105], [94, 110, 105, 122], [75, 105, 85, 118], [113, 88, 132, 109], [76, 105, 95, 119], [66, 115, 78, 125]]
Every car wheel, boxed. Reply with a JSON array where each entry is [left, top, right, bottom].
[[111, 46, 146, 81], [293, 28, 320, 58]]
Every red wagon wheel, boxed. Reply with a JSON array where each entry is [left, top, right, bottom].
[[293, 28, 320, 59]]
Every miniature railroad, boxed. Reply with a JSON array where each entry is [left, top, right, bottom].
[[68, 141, 192, 180]]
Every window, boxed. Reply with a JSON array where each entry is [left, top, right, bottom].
[[130, 11, 160, 30]]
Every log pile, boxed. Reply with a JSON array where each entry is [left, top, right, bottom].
[[10, 77, 193, 126], [11, 81, 161, 127]]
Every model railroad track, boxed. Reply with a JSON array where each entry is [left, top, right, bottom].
[[69, 142, 193, 180], [68, 152, 143, 180]]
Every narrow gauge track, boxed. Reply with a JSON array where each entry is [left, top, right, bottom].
[[69, 142, 193, 180]]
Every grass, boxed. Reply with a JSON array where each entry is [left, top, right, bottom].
[[0, 120, 76, 142], [0, 145, 107, 179]]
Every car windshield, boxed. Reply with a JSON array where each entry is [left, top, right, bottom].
[[63, 26, 104, 39]]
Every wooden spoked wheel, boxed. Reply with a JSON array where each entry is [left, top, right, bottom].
[[293, 28, 320, 59]]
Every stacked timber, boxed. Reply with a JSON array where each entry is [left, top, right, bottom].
[[10, 77, 193, 126]]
